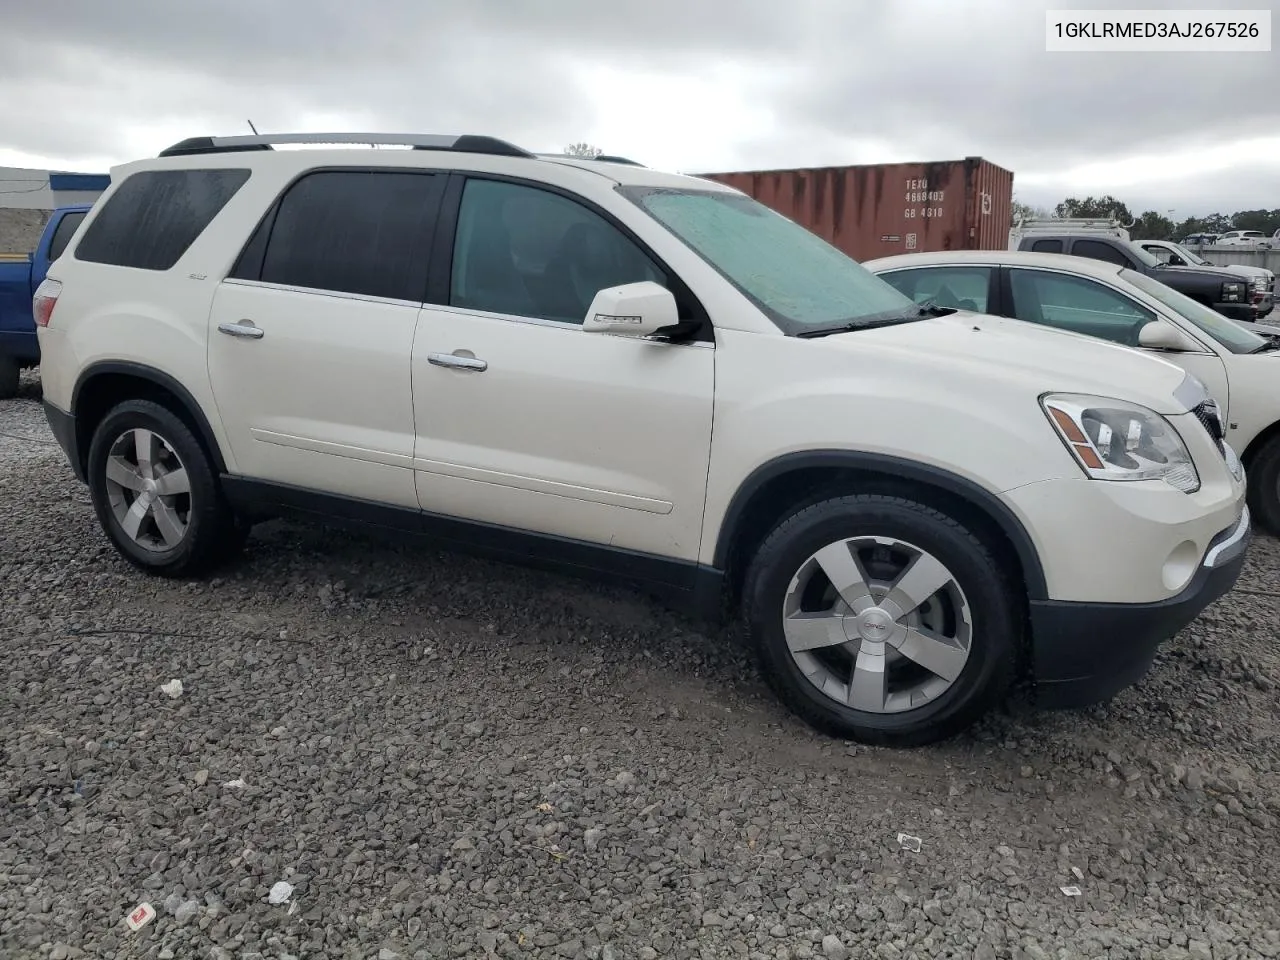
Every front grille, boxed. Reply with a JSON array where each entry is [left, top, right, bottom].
[[1193, 399, 1227, 458]]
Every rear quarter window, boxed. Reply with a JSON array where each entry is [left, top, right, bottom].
[[47, 211, 88, 262], [74, 169, 251, 271]]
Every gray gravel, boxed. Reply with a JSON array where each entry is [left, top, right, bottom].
[[4, 366, 1280, 959]]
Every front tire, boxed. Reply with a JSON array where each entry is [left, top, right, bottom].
[[1246, 435, 1280, 537], [86, 399, 243, 576], [742, 494, 1019, 746]]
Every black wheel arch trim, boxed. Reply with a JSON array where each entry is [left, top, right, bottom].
[[712, 450, 1048, 600], [71, 360, 229, 475]]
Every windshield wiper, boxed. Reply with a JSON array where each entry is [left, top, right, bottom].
[[795, 302, 956, 339], [1250, 335, 1280, 353]]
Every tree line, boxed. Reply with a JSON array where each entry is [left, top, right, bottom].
[[1012, 195, 1280, 241]]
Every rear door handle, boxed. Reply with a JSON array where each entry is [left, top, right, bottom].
[[428, 352, 487, 372], [218, 319, 264, 339]]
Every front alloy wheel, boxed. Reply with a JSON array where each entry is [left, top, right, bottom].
[[743, 494, 1018, 746], [783, 536, 972, 714]]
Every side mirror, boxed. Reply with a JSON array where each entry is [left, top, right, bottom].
[[1138, 320, 1199, 352], [582, 281, 680, 339], [1168, 255, 1186, 266]]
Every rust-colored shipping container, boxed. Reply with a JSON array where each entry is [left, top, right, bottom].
[[697, 157, 1014, 262]]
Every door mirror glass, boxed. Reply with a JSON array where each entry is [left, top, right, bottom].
[[1138, 320, 1200, 352], [582, 281, 680, 338]]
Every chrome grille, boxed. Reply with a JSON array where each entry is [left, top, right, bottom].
[[1193, 400, 1227, 457]]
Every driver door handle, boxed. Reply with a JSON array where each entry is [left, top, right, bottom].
[[428, 352, 487, 372]]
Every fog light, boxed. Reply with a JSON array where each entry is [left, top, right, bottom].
[[1162, 540, 1200, 593]]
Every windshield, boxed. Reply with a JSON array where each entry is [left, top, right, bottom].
[[1126, 242, 1164, 269], [622, 186, 917, 334], [1123, 269, 1267, 354], [1168, 242, 1210, 266]]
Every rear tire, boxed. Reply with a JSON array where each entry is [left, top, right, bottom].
[[0, 356, 19, 399], [1246, 435, 1280, 537], [742, 494, 1019, 746], [86, 399, 244, 576]]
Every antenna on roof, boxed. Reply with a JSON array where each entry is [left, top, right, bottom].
[[247, 119, 259, 135]]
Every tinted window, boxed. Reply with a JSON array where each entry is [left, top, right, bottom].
[[1030, 238, 1063, 254], [256, 171, 440, 302], [1072, 239, 1132, 267], [451, 178, 666, 324], [1009, 269, 1154, 346], [879, 266, 992, 313], [47, 211, 87, 262], [75, 169, 250, 270]]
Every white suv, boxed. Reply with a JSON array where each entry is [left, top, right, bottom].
[[34, 132, 1251, 745]]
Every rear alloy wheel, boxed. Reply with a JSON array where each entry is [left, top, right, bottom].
[[743, 495, 1018, 746], [87, 399, 244, 576]]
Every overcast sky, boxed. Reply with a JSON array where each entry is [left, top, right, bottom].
[[1, 0, 1277, 219]]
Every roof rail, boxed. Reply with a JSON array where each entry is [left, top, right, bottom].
[[535, 152, 646, 167], [158, 132, 535, 158]]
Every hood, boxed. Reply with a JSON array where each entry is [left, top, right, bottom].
[[1218, 263, 1273, 280], [816, 310, 1193, 415], [1153, 263, 1246, 283]]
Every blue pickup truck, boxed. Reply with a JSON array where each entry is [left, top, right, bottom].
[[0, 204, 92, 397]]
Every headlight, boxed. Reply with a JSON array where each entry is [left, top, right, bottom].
[[1252, 277, 1268, 292], [1222, 281, 1245, 303], [1041, 393, 1200, 493]]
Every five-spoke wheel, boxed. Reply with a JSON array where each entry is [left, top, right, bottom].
[[783, 536, 972, 714], [103, 427, 192, 551], [743, 493, 1018, 746], [87, 399, 247, 576]]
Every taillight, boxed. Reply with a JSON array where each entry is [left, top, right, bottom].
[[33, 278, 61, 327]]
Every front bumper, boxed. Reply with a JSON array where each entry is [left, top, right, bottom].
[[1219, 298, 1273, 322], [43, 398, 84, 482], [1030, 505, 1250, 708]]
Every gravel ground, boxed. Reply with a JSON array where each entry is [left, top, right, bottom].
[[4, 367, 1280, 960]]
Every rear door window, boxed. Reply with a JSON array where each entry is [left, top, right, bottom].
[[239, 170, 443, 303], [75, 169, 250, 270], [1071, 239, 1133, 268], [1030, 239, 1063, 254]]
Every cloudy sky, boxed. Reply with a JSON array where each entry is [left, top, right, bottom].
[[1, 0, 1277, 218]]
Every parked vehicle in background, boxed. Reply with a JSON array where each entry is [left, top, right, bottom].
[[1217, 230, 1274, 249], [0, 204, 91, 396], [34, 131, 1249, 746], [1138, 238, 1274, 319], [868, 249, 1280, 532], [1011, 230, 1267, 324], [697, 156, 1014, 262], [1009, 217, 1130, 249], [1181, 234, 1221, 246]]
